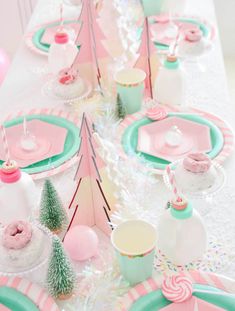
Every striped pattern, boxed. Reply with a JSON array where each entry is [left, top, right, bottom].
[[119, 271, 235, 311], [0, 125, 10, 164], [0, 276, 59, 311], [166, 165, 179, 199], [3, 108, 80, 180], [119, 105, 234, 174]]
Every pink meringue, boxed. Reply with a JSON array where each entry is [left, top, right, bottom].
[[162, 275, 193, 303], [2, 221, 32, 250], [146, 106, 168, 121], [183, 153, 211, 173]]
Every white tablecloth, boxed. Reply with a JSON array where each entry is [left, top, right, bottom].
[[1, 0, 235, 293]]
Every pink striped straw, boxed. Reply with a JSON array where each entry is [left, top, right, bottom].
[[1, 125, 11, 164], [166, 164, 180, 200]]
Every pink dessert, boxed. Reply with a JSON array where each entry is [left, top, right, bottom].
[[146, 106, 168, 121], [174, 153, 217, 192], [183, 153, 211, 173], [162, 275, 193, 303], [58, 67, 79, 85], [184, 28, 202, 42], [0, 221, 45, 269], [2, 221, 32, 250]]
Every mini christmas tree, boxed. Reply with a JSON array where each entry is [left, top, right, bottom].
[[39, 179, 68, 234], [116, 94, 126, 119], [47, 236, 76, 300]]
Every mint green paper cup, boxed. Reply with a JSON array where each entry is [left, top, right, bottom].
[[115, 68, 146, 115], [141, 0, 164, 17], [111, 220, 157, 285]]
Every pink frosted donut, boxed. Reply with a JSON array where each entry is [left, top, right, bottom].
[[183, 153, 211, 173], [58, 67, 79, 85], [2, 221, 32, 250], [146, 106, 167, 121], [184, 28, 202, 42], [162, 275, 193, 303]]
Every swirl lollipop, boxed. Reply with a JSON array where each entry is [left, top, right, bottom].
[[162, 275, 193, 303], [146, 106, 168, 121]]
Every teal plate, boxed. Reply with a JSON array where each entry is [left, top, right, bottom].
[[153, 17, 212, 51], [129, 284, 235, 310], [0, 286, 39, 311], [1, 114, 80, 175], [121, 113, 224, 171], [32, 20, 81, 53]]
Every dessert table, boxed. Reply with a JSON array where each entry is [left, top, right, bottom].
[[0, 0, 235, 309]]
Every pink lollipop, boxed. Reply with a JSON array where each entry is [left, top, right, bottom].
[[162, 275, 193, 303], [146, 106, 167, 121]]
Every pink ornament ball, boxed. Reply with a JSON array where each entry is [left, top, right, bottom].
[[0, 49, 10, 85], [64, 225, 99, 261]]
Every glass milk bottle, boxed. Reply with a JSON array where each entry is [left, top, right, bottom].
[[48, 32, 78, 75], [0, 161, 36, 225], [154, 54, 185, 106], [157, 197, 207, 265]]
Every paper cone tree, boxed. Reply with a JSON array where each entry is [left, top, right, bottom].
[[65, 113, 113, 236], [73, 0, 109, 87], [135, 18, 158, 98], [96, 0, 125, 59]]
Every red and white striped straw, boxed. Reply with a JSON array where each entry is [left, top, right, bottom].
[[1, 125, 10, 164], [166, 164, 180, 200]]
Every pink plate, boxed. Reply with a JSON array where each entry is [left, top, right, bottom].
[[0, 120, 67, 167], [137, 116, 212, 162], [0, 276, 59, 311]]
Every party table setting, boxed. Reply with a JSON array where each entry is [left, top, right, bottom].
[[0, 0, 235, 310]]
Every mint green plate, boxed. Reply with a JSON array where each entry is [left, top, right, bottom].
[[154, 17, 211, 51], [121, 113, 224, 171], [0, 286, 39, 311], [129, 284, 235, 310], [1, 114, 80, 175], [32, 20, 81, 53]]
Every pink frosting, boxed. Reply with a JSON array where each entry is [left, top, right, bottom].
[[183, 153, 211, 173], [2, 221, 32, 250], [184, 28, 202, 42], [162, 275, 193, 303], [58, 67, 79, 85], [146, 106, 167, 121]]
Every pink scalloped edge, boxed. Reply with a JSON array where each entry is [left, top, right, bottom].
[[119, 105, 234, 174], [4, 108, 80, 180], [118, 270, 235, 311], [0, 276, 59, 311], [24, 19, 79, 56]]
